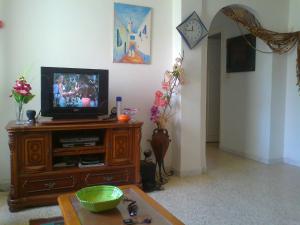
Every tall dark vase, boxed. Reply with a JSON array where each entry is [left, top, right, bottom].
[[150, 128, 171, 184]]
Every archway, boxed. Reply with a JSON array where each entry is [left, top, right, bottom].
[[204, 5, 274, 167]]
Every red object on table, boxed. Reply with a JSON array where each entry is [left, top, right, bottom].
[[0, 20, 4, 28], [118, 114, 130, 122]]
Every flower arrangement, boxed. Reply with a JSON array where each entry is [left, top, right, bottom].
[[10, 75, 35, 122], [150, 55, 184, 129]]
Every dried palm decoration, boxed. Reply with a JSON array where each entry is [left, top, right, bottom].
[[222, 5, 300, 89]]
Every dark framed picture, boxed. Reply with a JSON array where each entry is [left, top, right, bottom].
[[226, 34, 256, 73]]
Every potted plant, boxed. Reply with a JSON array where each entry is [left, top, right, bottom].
[[149, 55, 184, 183]]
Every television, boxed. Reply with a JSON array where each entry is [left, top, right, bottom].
[[226, 34, 256, 73], [41, 67, 108, 119]]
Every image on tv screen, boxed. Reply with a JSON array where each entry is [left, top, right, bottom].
[[53, 73, 99, 108]]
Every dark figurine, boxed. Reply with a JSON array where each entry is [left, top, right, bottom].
[[110, 106, 117, 118], [140, 150, 162, 192], [26, 110, 36, 124]]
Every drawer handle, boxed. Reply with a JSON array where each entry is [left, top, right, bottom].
[[103, 176, 113, 182], [44, 182, 56, 189]]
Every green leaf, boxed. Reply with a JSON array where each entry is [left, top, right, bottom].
[[12, 91, 21, 103], [11, 91, 35, 104], [23, 94, 35, 104], [172, 70, 180, 77]]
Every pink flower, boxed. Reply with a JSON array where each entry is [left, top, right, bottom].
[[12, 78, 33, 96], [155, 90, 163, 97], [159, 98, 168, 107], [162, 82, 169, 90], [16, 89, 29, 95], [154, 90, 163, 106], [10, 75, 35, 103]]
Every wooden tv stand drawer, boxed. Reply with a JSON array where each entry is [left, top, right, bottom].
[[20, 174, 78, 196], [82, 167, 134, 186], [6, 119, 143, 212]]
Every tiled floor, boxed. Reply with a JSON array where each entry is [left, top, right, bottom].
[[1, 144, 300, 225], [150, 144, 300, 225]]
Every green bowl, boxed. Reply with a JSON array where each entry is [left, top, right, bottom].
[[76, 185, 123, 212]]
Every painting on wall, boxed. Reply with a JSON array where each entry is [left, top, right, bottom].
[[113, 3, 152, 64]]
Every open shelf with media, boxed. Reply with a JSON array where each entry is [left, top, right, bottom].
[[53, 153, 106, 169], [52, 129, 107, 169], [52, 129, 106, 148], [6, 119, 142, 212], [53, 146, 105, 157]]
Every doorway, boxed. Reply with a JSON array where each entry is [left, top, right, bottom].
[[206, 33, 221, 144]]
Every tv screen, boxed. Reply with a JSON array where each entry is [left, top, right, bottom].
[[53, 73, 99, 108], [41, 67, 108, 119], [226, 34, 256, 73]]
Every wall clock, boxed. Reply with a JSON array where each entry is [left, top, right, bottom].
[[176, 11, 208, 49]]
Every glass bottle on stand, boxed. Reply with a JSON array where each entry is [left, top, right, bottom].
[[116, 96, 122, 117]]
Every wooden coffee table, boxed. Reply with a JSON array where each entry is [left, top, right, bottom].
[[58, 185, 184, 225]]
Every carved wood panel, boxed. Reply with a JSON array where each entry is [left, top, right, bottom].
[[109, 129, 133, 165], [133, 127, 142, 184], [8, 132, 17, 198], [20, 133, 51, 173]]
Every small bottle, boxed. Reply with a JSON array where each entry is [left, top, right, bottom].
[[116, 96, 122, 117]]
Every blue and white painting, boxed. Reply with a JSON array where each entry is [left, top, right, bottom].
[[114, 3, 152, 64]]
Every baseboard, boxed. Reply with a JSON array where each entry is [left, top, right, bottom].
[[284, 158, 300, 167], [220, 146, 269, 164], [268, 158, 283, 164], [172, 168, 204, 177], [220, 146, 300, 168]]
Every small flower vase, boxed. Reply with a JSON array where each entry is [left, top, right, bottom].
[[15, 102, 24, 125]]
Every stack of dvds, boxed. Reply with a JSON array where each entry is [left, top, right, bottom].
[[53, 157, 78, 168], [60, 136, 99, 148], [78, 155, 104, 168]]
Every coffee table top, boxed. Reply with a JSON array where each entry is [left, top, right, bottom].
[[58, 185, 184, 225]]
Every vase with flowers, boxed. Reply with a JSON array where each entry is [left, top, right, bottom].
[[10, 76, 35, 124], [149, 55, 184, 183]]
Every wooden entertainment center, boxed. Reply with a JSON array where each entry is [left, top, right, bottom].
[[5, 118, 143, 212]]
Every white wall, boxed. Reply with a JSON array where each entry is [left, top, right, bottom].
[[0, 0, 174, 185], [179, 0, 207, 176], [170, 0, 182, 173], [269, 54, 286, 163], [284, 0, 300, 166], [0, 0, 10, 189]]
